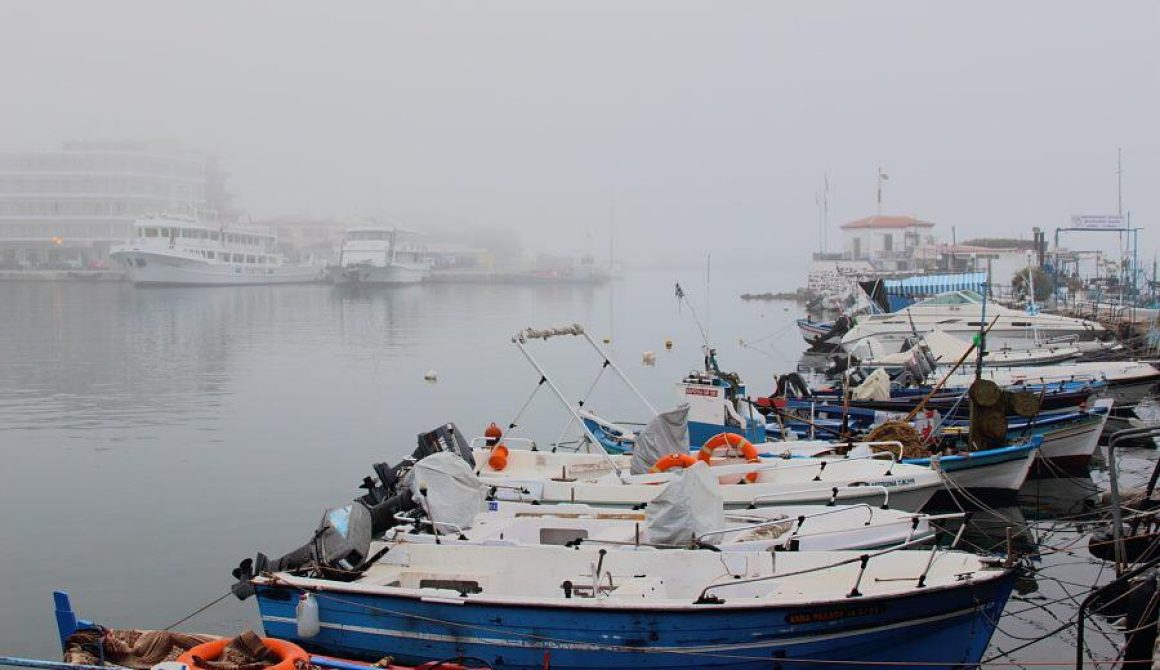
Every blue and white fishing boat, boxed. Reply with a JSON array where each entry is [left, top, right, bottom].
[[253, 540, 1017, 670]]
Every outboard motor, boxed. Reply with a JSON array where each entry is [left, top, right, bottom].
[[230, 422, 475, 600]]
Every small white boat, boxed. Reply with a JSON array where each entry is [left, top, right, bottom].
[[328, 227, 430, 285], [850, 328, 1080, 373], [389, 499, 946, 552], [254, 540, 1016, 670], [110, 214, 325, 286], [471, 444, 942, 512], [942, 361, 1160, 405], [841, 290, 1106, 353]]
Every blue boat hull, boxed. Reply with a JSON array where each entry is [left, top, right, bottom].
[[256, 571, 1016, 670]]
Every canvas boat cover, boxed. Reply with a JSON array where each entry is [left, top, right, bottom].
[[630, 404, 691, 475], [852, 367, 892, 401], [410, 451, 488, 531], [645, 461, 726, 546]]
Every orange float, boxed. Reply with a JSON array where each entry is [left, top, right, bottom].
[[484, 422, 504, 446], [177, 638, 309, 670], [698, 432, 761, 482], [648, 452, 697, 473], [488, 443, 510, 471]]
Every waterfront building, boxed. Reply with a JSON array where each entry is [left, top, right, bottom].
[[839, 214, 937, 272], [0, 140, 231, 269]]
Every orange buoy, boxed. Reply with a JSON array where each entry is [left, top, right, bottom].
[[488, 443, 510, 471], [178, 637, 309, 670], [648, 452, 697, 473], [484, 422, 503, 446], [698, 432, 761, 482]]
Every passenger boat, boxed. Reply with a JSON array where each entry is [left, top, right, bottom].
[[327, 227, 430, 285], [840, 290, 1107, 353], [252, 541, 1017, 670], [109, 214, 325, 286]]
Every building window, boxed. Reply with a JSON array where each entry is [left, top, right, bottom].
[[883, 234, 893, 252]]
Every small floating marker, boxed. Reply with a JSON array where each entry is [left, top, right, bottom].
[[664, 338, 673, 351], [424, 369, 438, 382], [603, 336, 611, 344], [642, 351, 657, 367]]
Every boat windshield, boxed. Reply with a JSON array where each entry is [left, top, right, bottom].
[[914, 290, 984, 307]]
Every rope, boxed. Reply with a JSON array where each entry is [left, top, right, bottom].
[[162, 591, 232, 631]]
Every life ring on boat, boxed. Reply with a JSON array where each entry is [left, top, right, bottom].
[[177, 637, 309, 670], [649, 452, 697, 473], [699, 432, 761, 482], [488, 444, 510, 471]]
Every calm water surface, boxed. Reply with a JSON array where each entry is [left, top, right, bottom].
[[0, 271, 1148, 667]]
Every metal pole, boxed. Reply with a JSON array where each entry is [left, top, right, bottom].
[[512, 330, 626, 479], [578, 330, 658, 415]]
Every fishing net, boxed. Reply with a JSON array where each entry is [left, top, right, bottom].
[[866, 421, 929, 459], [65, 628, 218, 668]]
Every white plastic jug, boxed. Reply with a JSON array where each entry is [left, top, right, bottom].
[[296, 592, 320, 638]]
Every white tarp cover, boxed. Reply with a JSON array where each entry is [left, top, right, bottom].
[[410, 451, 488, 531], [645, 462, 726, 546], [852, 367, 892, 401], [630, 404, 690, 475]]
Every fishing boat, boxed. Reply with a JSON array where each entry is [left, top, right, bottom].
[[252, 540, 1017, 670], [840, 290, 1107, 353], [941, 361, 1160, 406], [388, 499, 947, 552], [328, 227, 430, 285], [109, 214, 325, 286], [472, 441, 942, 512]]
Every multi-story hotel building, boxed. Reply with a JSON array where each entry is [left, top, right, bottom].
[[0, 140, 231, 268]]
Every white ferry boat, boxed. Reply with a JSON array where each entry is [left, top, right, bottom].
[[110, 214, 324, 286], [328, 227, 430, 285]]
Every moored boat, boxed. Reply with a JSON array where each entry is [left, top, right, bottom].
[[327, 227, 430, 286], [110, 214, 325, 286], [252, 541, 1017, 670]]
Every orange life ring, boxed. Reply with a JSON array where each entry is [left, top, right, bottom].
[[488, 444, 510, 471], [649, 452, 697, 473], [177, 637, 310, 670], [698, 432, 761, 482]]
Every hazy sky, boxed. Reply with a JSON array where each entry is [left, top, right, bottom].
[[3, 1, 1156, 271]]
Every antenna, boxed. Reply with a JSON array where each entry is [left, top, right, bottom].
[[705, 254, 711, 345]]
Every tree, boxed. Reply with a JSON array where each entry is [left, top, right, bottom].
[[1011, 267, 1055, 302]]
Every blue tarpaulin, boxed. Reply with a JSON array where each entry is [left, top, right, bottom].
[[883, 272, 988, 296], [861, 272, 989, 312]]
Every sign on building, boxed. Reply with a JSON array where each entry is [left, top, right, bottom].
[[1069, 214, 1126, 230]]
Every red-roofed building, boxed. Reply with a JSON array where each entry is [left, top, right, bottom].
[[840, 215, 936, 270]]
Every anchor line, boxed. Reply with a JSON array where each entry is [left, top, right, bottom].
[[161, 590, 232, 631]]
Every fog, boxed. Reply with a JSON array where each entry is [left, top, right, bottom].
[[3, 1, 1157, 270]]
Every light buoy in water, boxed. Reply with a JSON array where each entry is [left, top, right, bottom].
[[642, 351, 657, 366], [664, 338, 673, 351], [603, 336, 611, 344], [424, 369, 438, 382]]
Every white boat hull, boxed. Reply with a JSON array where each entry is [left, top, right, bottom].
[[1032, 407, 1108, 477], [329, 263, 428, 285], [111, 250, 324, 286], [936, 451, 1035, 496], [475, 448, 941, 512]]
